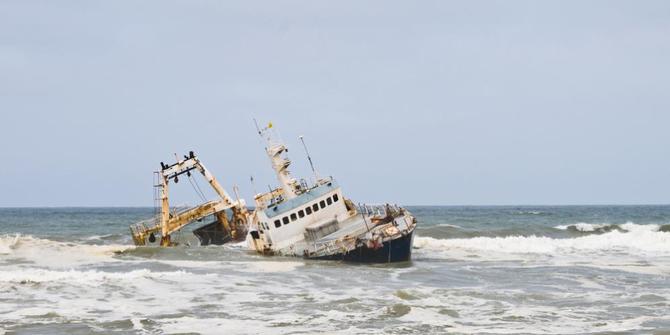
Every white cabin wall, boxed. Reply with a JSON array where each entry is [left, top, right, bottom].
[[256, 189, 347, 251]]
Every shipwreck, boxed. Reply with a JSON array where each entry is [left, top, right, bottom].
[[130, 122, 417, 263]]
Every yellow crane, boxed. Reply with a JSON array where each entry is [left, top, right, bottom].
[[130, 151, 248, 246]]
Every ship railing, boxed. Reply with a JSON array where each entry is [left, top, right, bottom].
[[311, 235, 356, 257], [129, 216, 161, 244], [170, 204, 196, 217], [356, 203, 413, 232], [129, 204, 192, 236], [356, 203, 402, 217], [309, 204, 408, 256]]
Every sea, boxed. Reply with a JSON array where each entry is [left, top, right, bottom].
[[1, 206, 670, 334]]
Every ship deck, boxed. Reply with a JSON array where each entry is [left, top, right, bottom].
[[315, 214, 371, 243]]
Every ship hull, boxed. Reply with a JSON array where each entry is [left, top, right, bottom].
[[193, 221, 247, 246], [195, 226, 415, 263], [309, 229, 414, 263]]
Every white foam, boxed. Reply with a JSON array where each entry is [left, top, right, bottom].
[[620, 222, 660, 232], [554, 222, 660, 233], [415, 227, 670, 256], [385, 285, 667, 335], [554, 222, 611, 232], [154, 259, 304, 273], [436, 223, 463, 229], [0, 234, 134, 268], [0, 267, 227, 325], [157, 316, 291, 335], [0, 234, 20, 254], [516, 210, 544, 215], [130, 318, 144, 331], [84, 234, 116, 241], [238, 261, 304, 273], [0, 268, 202, 285]]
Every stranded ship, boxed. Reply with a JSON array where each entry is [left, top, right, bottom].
[[130, 122, 416, 263]]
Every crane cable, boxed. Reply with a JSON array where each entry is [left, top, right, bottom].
[[188, 174, 207, 202]]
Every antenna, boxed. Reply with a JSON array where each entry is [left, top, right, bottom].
[[299, 135, 319, 182], [250, 175, 258, 196], [253, 118, 262, 136]]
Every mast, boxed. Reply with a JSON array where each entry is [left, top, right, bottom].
[[159, 171, 170, 246], [256, 121, 298, 199]]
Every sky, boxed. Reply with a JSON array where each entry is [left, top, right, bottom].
[[1, 0, 669, 207]]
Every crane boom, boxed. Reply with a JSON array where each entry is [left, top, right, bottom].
[[130, 151, 248, 246]]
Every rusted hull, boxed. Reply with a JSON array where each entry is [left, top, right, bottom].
[[309, 229, 414, 263], [193, 221, 247, 246], [193, 222, 232, 245]]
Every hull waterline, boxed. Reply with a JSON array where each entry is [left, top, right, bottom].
[[310, 229, 414, 263]]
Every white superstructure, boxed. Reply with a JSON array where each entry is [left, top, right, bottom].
[[248, 123, 354, 254], [246, 122, 415, 261]]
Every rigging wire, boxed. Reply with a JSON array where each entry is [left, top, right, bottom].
[[192, 175, 208, 201], [188, 174, 207, 202]]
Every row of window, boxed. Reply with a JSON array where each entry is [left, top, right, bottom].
[[261, 193, 340, 230]]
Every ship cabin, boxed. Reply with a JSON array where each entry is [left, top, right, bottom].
[[253, 178, 351, 251]]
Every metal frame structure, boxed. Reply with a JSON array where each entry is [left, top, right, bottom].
[[130, 151, 248, 246]]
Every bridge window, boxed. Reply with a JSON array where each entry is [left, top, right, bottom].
[[298, 210, 305, 218], [320, 200, 326, 209], [327, 197, 332, 205], [290, 213, 297, 222], [274, 220, 280, 228], [282, 217, 289, 225], [333, 194, 339, 202], [313, 203, 319, 212], [306, 207, 312, 215]]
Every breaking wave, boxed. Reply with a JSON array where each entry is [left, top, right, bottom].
[[554, 222, 665, 234], [414, 224, 670, 256], [0, 234, 20, 254], [514, 210, 546, 215], [435, 223, 463, 229], [0, 268, 201, 285], [0, 234, 134, 267]]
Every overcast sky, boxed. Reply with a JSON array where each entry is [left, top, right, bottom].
[[1, 1, 669, 206]]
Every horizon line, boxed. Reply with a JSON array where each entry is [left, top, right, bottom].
[[1, 203, 669, 209]]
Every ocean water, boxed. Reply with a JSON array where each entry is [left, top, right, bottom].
[[1, 206, 670, 334]]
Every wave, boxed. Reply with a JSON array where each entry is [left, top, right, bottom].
[[84, 233, 125, 241], [0, 234, 134, 267], [553, 222, 662, 234], [414, 226, 670, 256], [0, 234, 20, 254], [514, 210, 546, 215], [435, 224, 463, 229], [0, 268, 202, 285], [554, 223, 620, 233]]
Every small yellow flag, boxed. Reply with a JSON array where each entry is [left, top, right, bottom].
[[268, 122, 273, 129]]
